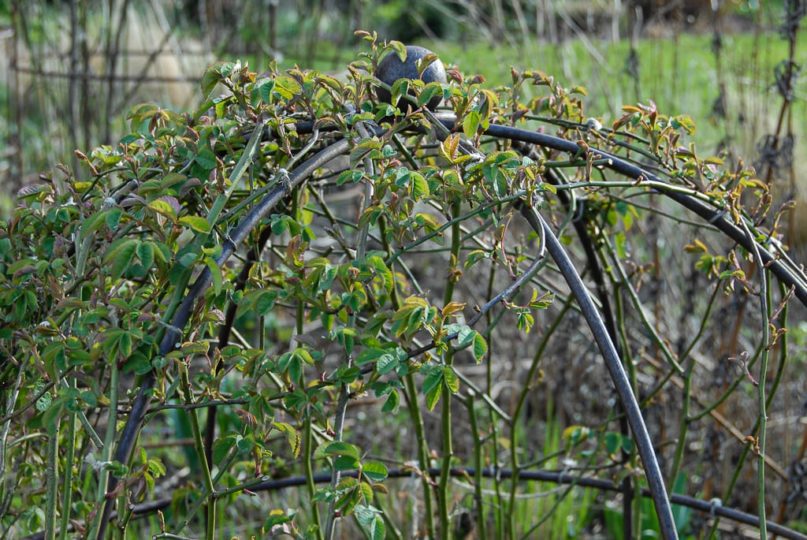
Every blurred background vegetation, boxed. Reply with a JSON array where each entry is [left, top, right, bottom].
[[0, 1, 805, 216]]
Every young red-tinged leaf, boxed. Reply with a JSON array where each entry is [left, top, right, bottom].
[[316, 74, 343, 92], [273, 76, 301, 100], [410, 172, 430, 200], [390, 78, 409, 108], [389, 40, 407, 62], [463, 110, 481, 138], [472, 333, 488, 363], [148, 197, 179, 221], [425, 384, 441, 411], [179, 215, 211, 234], [480, 89, 499, 110], [272, 422, 301, 457], [684, 239, 709, 253], [441, 302, 466, 318], [416, 53, 438, 76], [400, 295, 429, 310], [440, 133, 461, 162], [443, 366, 460, 393]]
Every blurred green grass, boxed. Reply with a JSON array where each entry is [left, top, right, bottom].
[[422, 32, 807, 158], [4, 31, 805, 201]]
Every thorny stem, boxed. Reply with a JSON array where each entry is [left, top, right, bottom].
[[303, 409, 322, 538], [43, 411, 59, 540], [291, 180, 324, 540], [708, 283, 791, 539], [87, 360, 119, 540], [438, 113, 672, 536], [688, 337, 765, 422], [379, 214, 436, 539], [203, 224, 273, 470], [437, 199, 462, 539], [741, 219, 772, 540], [464, 394, 486, 540], [668, 281, 722, 486], [324, 123, 374, 540], [403, 374, 435, 536], [773, 284, 796, 528], [178, 362, 216, 540], [58, 378, 103, 450], [58, 385, 77, 540], [560, 169, 635, 540], [482, 259, 506, 539]]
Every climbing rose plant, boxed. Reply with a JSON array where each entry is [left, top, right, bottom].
[[1, 31, 801, 540]]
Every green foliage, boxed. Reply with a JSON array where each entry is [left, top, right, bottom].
[[0, 29, 794, 540]]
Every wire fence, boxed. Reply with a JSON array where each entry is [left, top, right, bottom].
[[1, 0, 357, 194]]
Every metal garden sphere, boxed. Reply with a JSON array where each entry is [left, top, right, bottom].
[[375, 45, 447, 110]]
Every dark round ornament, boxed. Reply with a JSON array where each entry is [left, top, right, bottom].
[[375, 45, 447, 110]]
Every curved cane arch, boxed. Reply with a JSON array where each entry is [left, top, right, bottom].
[[92, 106, 807, 539]]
